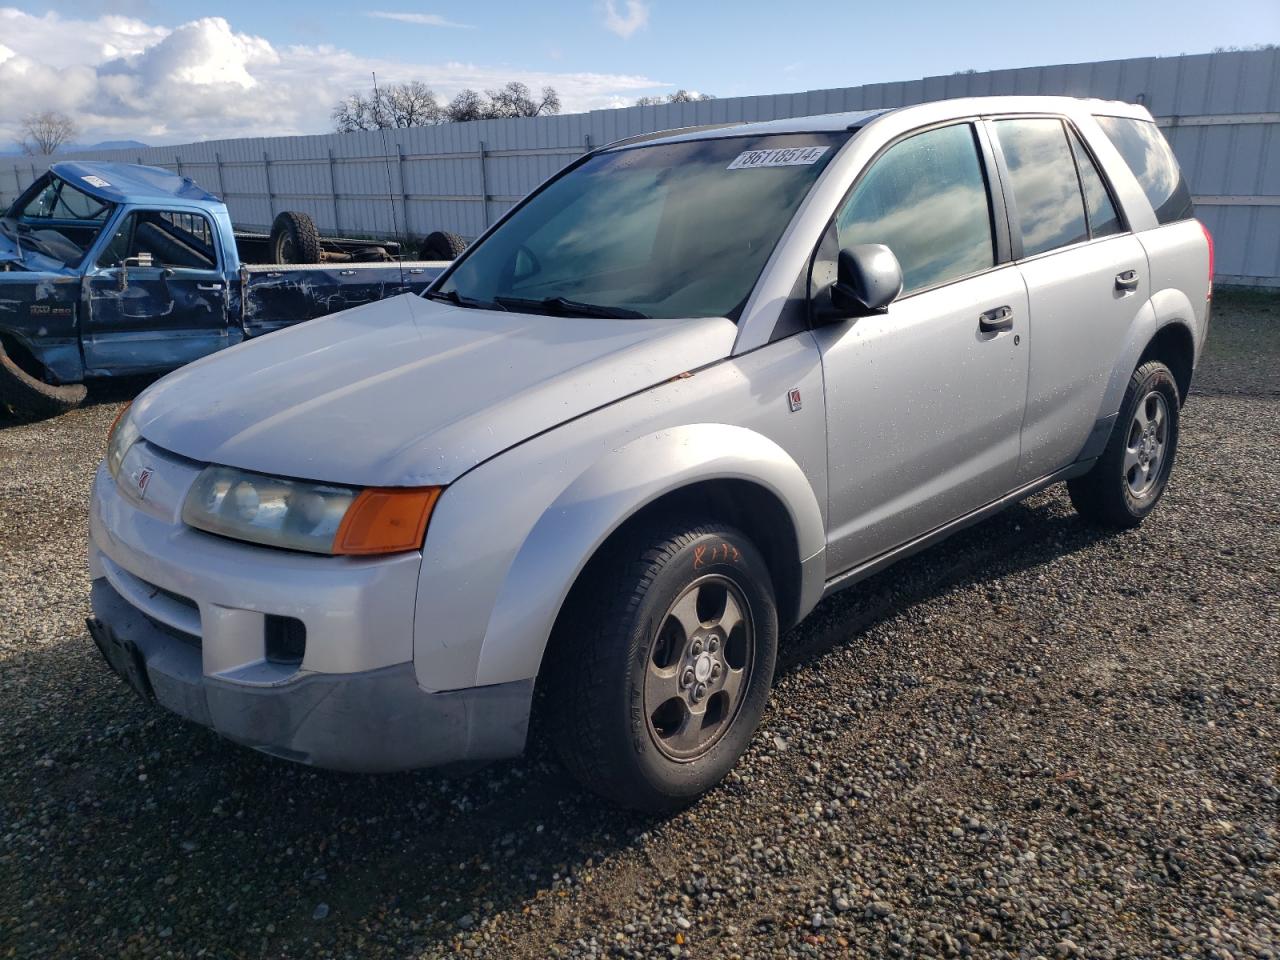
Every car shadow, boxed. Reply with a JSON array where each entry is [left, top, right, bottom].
[[6, 486, 1124, 955]]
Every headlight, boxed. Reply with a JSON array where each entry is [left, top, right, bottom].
[[181, 465, 441, 556], [106, 404, 140, 480]]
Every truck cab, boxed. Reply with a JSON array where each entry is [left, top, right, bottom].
[[0, 162, 445, 418]]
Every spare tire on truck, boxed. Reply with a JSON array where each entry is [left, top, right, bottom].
[[270, 211, 322, 264], [419, 230, 468, 260], [0, 335, 86, 420]]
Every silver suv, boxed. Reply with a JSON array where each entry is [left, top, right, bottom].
[[87, 96, 1211, 811]]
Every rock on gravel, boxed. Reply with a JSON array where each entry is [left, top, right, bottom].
[[1, 295, 1277, 959]]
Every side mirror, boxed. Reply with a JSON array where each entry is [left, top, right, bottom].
[[831, 244, 903, 316], [116, 253, 154, 291]]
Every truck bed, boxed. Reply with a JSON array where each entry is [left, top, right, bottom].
[[240, 260, 448, 336]]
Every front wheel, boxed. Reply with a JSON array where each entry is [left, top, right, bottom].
[[0, 337, 86, 420], [546, 520, 778, 812], [1068, 360, 1180, 528]]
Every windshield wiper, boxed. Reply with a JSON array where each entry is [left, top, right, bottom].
[[424, 288, 506, 311], [494, 295, 648, 319]]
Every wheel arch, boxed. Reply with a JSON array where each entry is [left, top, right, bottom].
[[472, 424, 827, 688], [1136, 320, 1196, 405]]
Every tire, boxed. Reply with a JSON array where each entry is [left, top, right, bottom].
[[270, 211, 322, 264], [0, 337, 86, 420], [419, 230, 468, 261], [545, 519, 779, 813], [1068, 360, 1180, 528]]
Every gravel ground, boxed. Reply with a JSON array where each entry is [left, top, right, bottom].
[[1, 293, 1277, 959]]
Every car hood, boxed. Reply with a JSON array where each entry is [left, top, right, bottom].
[[133, 294, 738, 487]]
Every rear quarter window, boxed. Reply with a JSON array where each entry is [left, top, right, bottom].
[[1094, 116, 1194, 225]]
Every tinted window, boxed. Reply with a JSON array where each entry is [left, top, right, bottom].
[[442, 133, 845, 320], [837, 123, 994, 294], [1067, 129, 1122, 238], [994, 118, 1088, 257], [1095, 115, 1193, 225]]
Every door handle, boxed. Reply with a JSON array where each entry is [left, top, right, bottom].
[[1115, 269, 1140, 291], [196, 283, 222, 292], [978, 305, 1014, 333]]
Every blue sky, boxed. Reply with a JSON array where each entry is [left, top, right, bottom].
[[1, 1, 1276, 144]]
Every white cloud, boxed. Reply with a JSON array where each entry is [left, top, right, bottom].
[[0, 7, 661, 146], [602, 0, 649, 39], [367, 11, 473, 28]]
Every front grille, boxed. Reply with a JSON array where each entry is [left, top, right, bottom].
[[142, 612, 202, 648], [148, 582, 199, 613]]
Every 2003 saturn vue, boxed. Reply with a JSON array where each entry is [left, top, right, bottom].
[[87, 96, 1211, 811]]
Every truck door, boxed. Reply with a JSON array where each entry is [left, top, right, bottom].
[[83, 208, 229, 374]]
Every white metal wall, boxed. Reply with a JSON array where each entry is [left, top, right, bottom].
[[3, 49, 1277, 285]]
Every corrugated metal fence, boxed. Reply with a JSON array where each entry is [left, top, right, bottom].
[[3, 49, 1277, 285]]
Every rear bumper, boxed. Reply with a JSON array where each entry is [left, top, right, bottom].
[[89, 577, 533, 772]]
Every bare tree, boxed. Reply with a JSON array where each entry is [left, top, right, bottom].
[[384, 81, 443, 127], [483, 82, 561, 119], [332, 81, 441, 132], [332, 92, 386, 132], [444, 89, 488, 123], [18, 111, 77, 156], [338, 80, 563, 129], [635, 90, 715, 106]]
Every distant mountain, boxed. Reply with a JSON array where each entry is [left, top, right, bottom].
[[0, 140, 149, 157]]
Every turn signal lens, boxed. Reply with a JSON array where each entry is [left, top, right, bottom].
[[107, 402, 131, 444], [333, 487, 442, 556]]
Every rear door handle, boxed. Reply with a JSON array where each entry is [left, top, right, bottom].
[[196, 283, 223, 292], [1115, 270, 1140, 291], [979, 305, 1014, 333]]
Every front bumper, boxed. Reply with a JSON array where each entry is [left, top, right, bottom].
[[88, 449, 533, 772], [89, 577, 533, 772]]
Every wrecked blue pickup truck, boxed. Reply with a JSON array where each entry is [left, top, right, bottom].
[[0, 162, 448, 418]]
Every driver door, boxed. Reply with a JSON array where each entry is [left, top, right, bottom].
[[83, 208, 230, 374], [814, 121, 1030, 574]]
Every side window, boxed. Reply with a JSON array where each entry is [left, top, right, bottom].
[[1067, 129, 1123, 239], [836, 123, 995, 294], [98, 210, 217, 270], [1094, 115, 1194, 225], [994, 118, 1088, 257]]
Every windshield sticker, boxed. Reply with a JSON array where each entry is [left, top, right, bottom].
[[727, 146, 829, 170], [81, 175, 111, 188]]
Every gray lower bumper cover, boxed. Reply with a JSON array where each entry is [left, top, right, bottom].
[[88, 578, 533, 773]]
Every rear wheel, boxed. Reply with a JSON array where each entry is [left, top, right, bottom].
[[270, 211, 321, 264], [1068, 360, 1180, 528], [546, 520, 778, 812], [0, 336, 86, 420]]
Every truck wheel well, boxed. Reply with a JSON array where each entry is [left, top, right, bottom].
[[1138, 322, 1195, 404], [0, 332, 47, 381]]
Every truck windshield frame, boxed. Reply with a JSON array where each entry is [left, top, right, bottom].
[[4, 173, 117, 269], [435, 131, 850, 321]]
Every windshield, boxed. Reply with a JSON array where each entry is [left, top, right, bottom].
[[437, 132, 847, 320], [2, 174, 116, 268]]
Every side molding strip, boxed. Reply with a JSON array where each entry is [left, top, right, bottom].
[[821, 462, 1093, 600]]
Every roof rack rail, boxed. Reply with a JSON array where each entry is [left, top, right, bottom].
[[598, 122, 745, 152]]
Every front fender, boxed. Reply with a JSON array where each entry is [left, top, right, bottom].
[[0, 273, 84, 383], [472, 423, 826, 687]]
